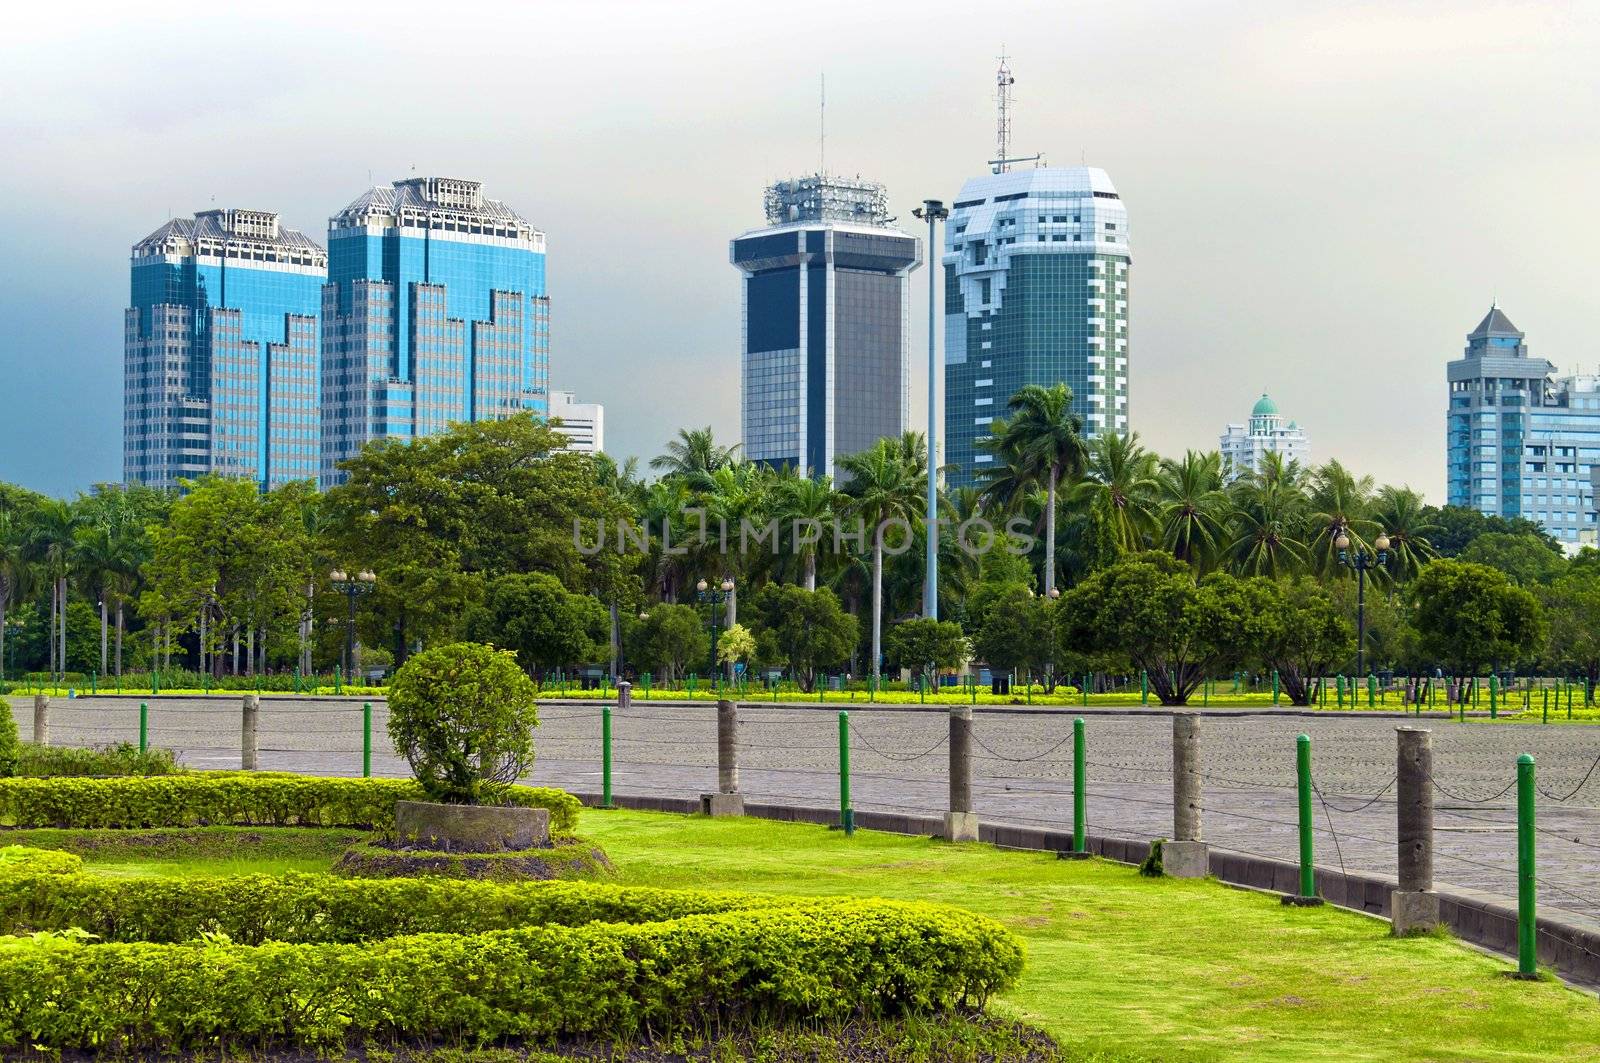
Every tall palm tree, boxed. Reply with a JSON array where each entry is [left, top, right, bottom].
[[1307, 460, 1377, 576], [74, 524, 119, 676], [1157, 450, 1230, 570], [1226, 461, 1310, 577], [1372, 485, 1440, 581], [24, 499, 79, 680], [0, 510, 32, 680], [1073, 432, 1160, 556], [774, 474, 837, 591], [980, 384, 1086, 596], [839, 437, 926, 683], [650, 427, 740, 490]]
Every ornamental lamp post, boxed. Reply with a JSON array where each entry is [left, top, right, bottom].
[[330, 569, 377, 681], [1335, 532, 1389, 679], [696, 578, 735, 682]]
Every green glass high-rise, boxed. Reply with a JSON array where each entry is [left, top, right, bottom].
[[942, 167, 1130, 488]]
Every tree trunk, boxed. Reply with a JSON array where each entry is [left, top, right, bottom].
[[47, 579, 57, 678], [57, 578, 67, 678], [99, 596, 108, 676], [246, 625, 256, 677], [1044, 464, 1058, 597], [870, 540, 884, 683], [804, 552, 816, 592], [115, 601, 124, 677]]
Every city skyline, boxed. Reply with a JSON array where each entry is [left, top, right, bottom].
[[5, 1, 1599, 499]]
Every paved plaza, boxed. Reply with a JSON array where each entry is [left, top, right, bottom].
[[11, 694, 1600, 921]]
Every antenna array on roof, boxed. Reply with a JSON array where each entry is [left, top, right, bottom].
[[988, 50, 1044, 174]]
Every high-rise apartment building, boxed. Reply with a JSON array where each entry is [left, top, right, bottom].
[[731, 174, 920, 480], [125, 209, 326, 489], [548, 390, 604, 454], [1447, 306, 1600, 548], [320, 177, 549, 486], [943, 166, 1130, 489], [1219, 392, 1310, 478]]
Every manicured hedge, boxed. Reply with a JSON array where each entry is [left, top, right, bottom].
[[0, 892, 1023, 1051], [15, 741, 182, 778], [0, 867, 773, 944], [0, 704, 17, 778], [0, 846, 81, 877], [0, 773, 580, 834]]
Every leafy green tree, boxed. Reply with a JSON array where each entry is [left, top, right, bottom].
[[1225, 453, 1309, 577], [773, 475, 837, 591], [1060, 552, 1265, 705], [1306, 460, 1377, 577], [1423, 506, 1559, 557], [717, 623, 757, 672], [972, 585, 1056, 681], [979, 383, 1086, 597], [23, 498, 80, 679], [387, 642, 539, 804], [1254, 578, 1355, 705], [839, 436, 926, 681], [1072, 432, 1160, 557], [1372, 486, 1439, 582], [630, 603, 709, 683], [1157, 450, 1229, 570], [467, 573, 609, 680], [1457, 532, 1565, 586], [1539, 569, 1600, 695], [744, 584, 857, 693], [1408, 560, 1545, 675], [883, 618, 968, 688], [649, 426, 740, 489]]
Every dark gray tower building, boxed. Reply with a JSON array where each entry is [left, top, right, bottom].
[[731, 175, 921, 480]]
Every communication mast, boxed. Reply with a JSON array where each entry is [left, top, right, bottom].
[[988, 51, 1043, 174]]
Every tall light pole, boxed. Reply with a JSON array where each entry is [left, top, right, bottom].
[[913, 199, 948, 621], [696, 577, 734, 681], [329, 569, 376, 680], [1335, 532, 1389, 678]]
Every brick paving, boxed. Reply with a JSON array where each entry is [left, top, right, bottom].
[[11, 694, 1600, 920]]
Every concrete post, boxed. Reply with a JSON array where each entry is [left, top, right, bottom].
[[1392, 726, 1440, 934], [943, 705, 979, 842], [701, 698, 744, 816], [617, 680, 631, 711], [1164, 712, 1209, 877], [241, 694, 259, 771], [31, 694, 48, 746]]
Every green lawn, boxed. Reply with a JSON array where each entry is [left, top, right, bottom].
[[41, 812, 1600, 1062]]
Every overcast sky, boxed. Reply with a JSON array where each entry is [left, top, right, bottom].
[[2, 0, 1597, 500]]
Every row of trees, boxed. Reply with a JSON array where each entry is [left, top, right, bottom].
[[0, 380, 1589, 690]]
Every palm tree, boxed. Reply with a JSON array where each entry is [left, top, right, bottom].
[[839, 437, 926, 683], [1372, 485, 1440, 581], [650, 427, 740, 490], [24, 498, 79, 680], [980, 384, 1086, 596], [74, 524, 119, 676], [0, 510, 32, 680], [1226, 461, 1310, 577], [1157, 450, 1229, 570], [775, 475, 837, 590], [1073, 432, 1160, 556], [1307, 460, 1377, 576]]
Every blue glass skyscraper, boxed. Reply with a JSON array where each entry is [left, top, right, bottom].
[[124, 209, 326, 489], [942, 167, 1130, 489], [320, 177, 549, 486], [1446, 306, 1600, 548]]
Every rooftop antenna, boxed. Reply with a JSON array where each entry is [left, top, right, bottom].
[[819, 72, 826, 176], [988, 50, 1043, 174]]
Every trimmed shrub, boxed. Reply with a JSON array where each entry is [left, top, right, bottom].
[[0, 846, 82, 877], [336, 836, 613, 881], [388, 642, 541, 804], [0, 870, 767, 944], [0, 703, 17, 778], [0, 895, 1023, 1051], [0, 774, 579, 833], [15, 742, 181, 778]]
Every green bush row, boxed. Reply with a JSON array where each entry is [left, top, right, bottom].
[[0, 774, 580, 833], [0, 706, 15, 777], [0, 846, 82, 877], [0, 898, 1022, 1050], [0, 866, 777, 944], [14, 742, 182, 778]]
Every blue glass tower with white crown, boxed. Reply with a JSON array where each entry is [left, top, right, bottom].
[[320, 177, 549, 486], [124, 209, 326, 489]]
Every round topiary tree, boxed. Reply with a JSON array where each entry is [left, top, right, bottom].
[[387, 641, 539, 805]]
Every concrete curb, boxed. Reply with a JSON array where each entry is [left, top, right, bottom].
[[574, 790, 1600, 989]]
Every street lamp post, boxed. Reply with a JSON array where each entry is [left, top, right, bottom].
[[329, 569, 376, 681], [696, 578, 735, 683], [1335, 532, 1389, 679], [913, 199, 948, 622]]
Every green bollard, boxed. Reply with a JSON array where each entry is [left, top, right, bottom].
[[138, 701, 148, 754], [1272, 669, 1280, 706], [838, 711, 853, 835], [1337, 674, 1345, 710], [644, 672, 651, 700], [1516, 753, 1537, 978], [820, 677, 825, 704], [920, 674, 926, 704], [152, 670, 159, 697], [601, 705, 614, 809], [335, 665, 342, 696], [1141, 669, 1149, 705], [1567, 680, 1574, 719], [91, 671, 96, 695], [362, 702, 372, 777], [970, 676, 976, 705], [1072, 717, 1086, 855], [1491, 674, 1499, 719], [1367, 673, 1376, 708], [293, 667, 300, 694], [1292, 734, 1319, 903]]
